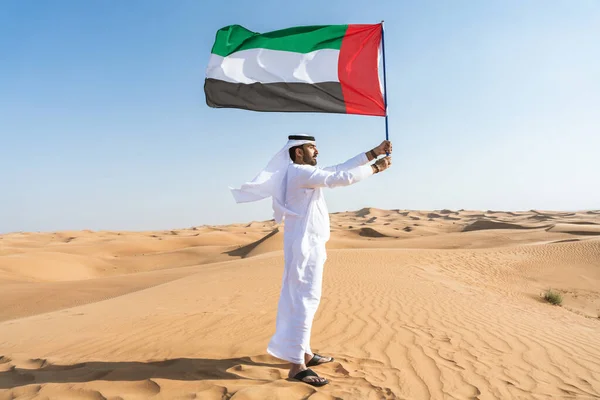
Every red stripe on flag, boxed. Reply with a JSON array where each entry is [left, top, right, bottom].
[[338, 24, 385, 116]]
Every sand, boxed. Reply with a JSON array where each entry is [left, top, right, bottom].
[[1, 209, 599, 399]]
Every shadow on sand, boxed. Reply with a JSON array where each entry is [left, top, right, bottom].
[[0, 356, 289, 389]]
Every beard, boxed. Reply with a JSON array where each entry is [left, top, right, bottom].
[[303, 153, 317, 166]]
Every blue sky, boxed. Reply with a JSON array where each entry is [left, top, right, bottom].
[[1, 0, 598, 233]]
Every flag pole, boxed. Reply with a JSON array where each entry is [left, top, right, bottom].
[[380, 21, 389, 143]]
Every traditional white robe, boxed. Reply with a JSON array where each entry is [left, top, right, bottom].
[[267, 152, 374, 364]]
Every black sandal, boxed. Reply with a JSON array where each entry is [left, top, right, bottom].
[[306, 353, 334, 367], [292, 368, 329, 387]]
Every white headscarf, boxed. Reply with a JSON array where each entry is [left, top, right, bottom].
[[230, 135, 315, 223]]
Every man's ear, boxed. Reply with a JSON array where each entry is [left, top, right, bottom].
[[295, 147, 304, 161]]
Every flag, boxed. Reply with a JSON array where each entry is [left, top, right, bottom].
[[204, 24, 385, 116]]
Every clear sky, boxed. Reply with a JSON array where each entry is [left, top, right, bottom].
[[1, 0, 599, 233]]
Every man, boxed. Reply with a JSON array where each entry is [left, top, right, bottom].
[[231, 134, 392, 386]]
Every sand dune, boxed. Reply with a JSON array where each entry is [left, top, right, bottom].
[[548, 223, 600, 235], [354, 207, 391, 218], [226, 228, 283, 258], [1, 209, 600, 399], [462, 219, 545, 232]]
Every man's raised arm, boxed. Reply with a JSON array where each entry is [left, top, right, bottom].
[[297, 156, 392, 189], [322, 140, 392, 173]]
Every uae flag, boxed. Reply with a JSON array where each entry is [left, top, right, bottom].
[[204, 24, 386, 116]]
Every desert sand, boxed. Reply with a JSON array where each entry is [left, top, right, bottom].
[[1, 209, 599, 399]]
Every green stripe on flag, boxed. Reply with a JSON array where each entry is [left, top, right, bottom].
[[210, 24, 348, 57]]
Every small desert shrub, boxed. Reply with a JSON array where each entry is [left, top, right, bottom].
[[543, 289, 562, 306]]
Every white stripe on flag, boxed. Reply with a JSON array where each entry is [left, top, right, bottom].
[[206, 48, 340, 84]]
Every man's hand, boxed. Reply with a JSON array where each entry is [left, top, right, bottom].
[[372, 156, 392, 174], [373, 140, 392, 157]]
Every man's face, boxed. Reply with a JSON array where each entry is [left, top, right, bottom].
[[301, 143, 318, 166]]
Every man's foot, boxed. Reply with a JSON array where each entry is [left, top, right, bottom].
[[305, 352, 334, 367], [289, 368, 329, 387]]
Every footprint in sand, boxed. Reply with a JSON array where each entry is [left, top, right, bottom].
[[227, 364, 284, 380]]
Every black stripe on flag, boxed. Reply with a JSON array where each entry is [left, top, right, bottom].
[[205, 79, 347, 114]]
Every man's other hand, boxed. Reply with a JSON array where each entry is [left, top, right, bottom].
[[374, 156, 392, 173]]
